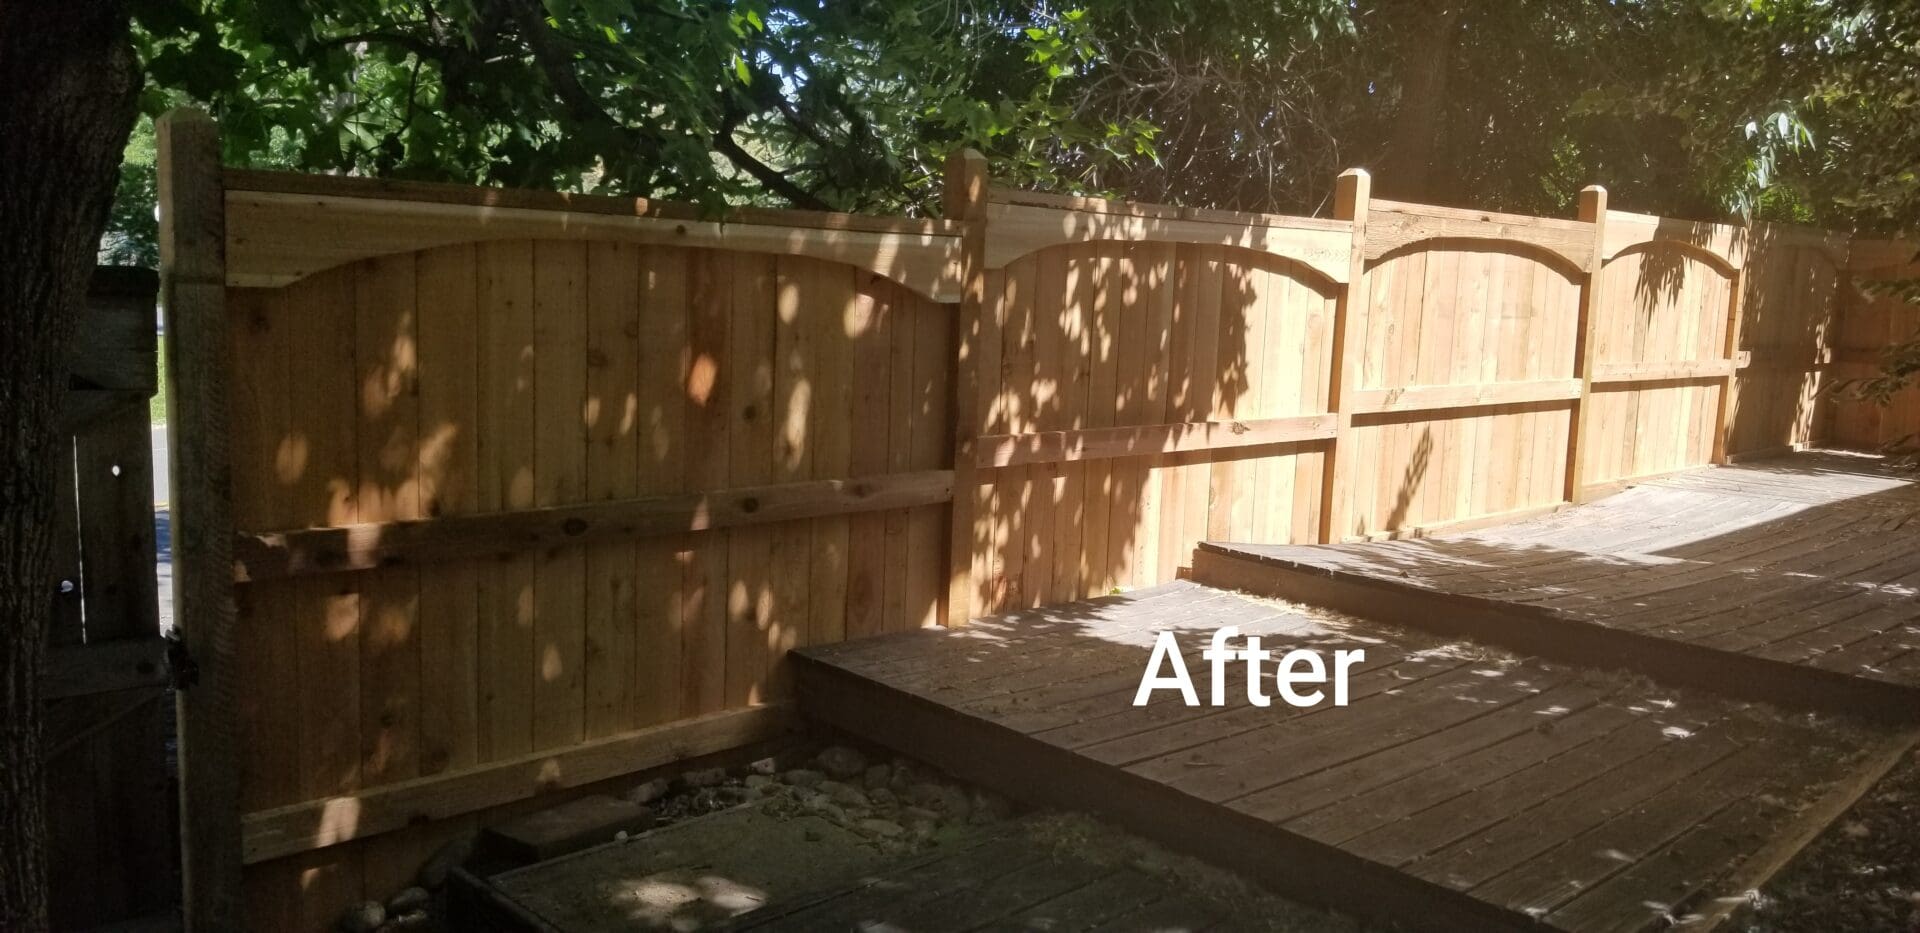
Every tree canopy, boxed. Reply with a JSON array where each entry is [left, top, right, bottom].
[[112, 0, 1918, 228]]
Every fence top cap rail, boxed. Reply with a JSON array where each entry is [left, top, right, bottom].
[[1369, 197, 1593, 233], [223, 167, 964, 238], [1600, 208, 1747, 271], [223, 179, 967, 299], [987, 184, 1351, 234]]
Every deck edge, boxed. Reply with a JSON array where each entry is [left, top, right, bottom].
[[792, 651, 1555, 933], [1191, 544, 1920, 726]]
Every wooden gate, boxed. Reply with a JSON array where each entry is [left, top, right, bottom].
[[44, 266, 176, 929]]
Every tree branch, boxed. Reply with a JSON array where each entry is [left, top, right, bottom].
[[716, 99, 832, 210]]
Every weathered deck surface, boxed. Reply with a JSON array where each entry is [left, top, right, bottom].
[[794, 582, 1913, 933], [1197, 452, 1920, 715]]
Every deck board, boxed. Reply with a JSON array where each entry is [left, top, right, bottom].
[[1198, 452, 1920, 712], [794, 580, 1909, 932]]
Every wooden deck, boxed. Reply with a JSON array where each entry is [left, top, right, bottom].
[[794, 582, 1915, 933], [1197, 452, 1920, 719]]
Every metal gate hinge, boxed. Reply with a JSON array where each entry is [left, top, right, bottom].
[[165, 631, 199, 691]]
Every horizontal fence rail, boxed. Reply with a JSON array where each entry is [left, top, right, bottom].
[[157, 107, 1914, 932]]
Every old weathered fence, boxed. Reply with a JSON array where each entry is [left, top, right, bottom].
[[155, 109, 1912, 931], [47, 267, 174, 929]]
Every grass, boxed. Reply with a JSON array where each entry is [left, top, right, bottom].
[[151, 345, 166, 425]]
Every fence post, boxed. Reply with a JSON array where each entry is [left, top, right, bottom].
[[1319, 169, 1371, 543], [1711, 245, 1751, 463], [943, 149, 989, 627], [157, 107, 244, 932], [1563, 185, 1607, 503]]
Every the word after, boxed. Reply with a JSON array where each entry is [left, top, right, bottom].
[[1133, 626, 1364, 708]]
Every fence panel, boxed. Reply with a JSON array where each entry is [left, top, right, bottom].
[[960, 192, 1349, 614], [1729, 226, 1850, 456], [1338, 201, 1587, 538], [1580, 211, 1744, 486], [1832, 239, 1920, 450], [194, 166, 962, 928]]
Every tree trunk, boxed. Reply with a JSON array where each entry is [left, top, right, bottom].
[[1374, 4, 1467, 202], [0, 3, 140, 929]]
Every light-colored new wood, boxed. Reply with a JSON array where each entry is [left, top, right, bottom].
[[973, 415, 1337, 468], [1564, 187, 1610, 502], [233, 471, 953, 581], [1321, 170, 1373, 543], [1591, 360, 1735, 383], [1348, 379, 1581, 414], [1363, 202, 1593, 272], [982, 200, 1352, 285], [224, 188, 965, 301], [945, 149, 991, 628]]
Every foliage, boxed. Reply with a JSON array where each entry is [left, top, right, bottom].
[[123, 0, 1151, 216], [100, 126, 159, 268]]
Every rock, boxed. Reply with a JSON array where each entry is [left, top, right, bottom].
[[867, 787, 897, 809], [625, 778, 670, 805], [802, 795, 848, 823], [862, 763, 893, 791], [748, 757, 778, 775], [744, 774, 775, 791], [968, 790, 1011, 824], [817, 745, 868, 779], [858, 818, 905, 839], [384, 909, 432, 932], [820, 780, 869, 808], [908, 782, 971, 822], [680, 767, 729, 788], [888, 762, 918, 795], [1843, 821, 1871, 838], [416, 830, 477, 889], [338, 900, 385, 933], [784, 768, 826, 788], [906, 819, 937, 843], [901, 806, 940, 824], [387, 886, 430, 915]]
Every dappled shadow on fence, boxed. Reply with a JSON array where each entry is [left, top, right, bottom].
[[965, 240, 1331, 613]]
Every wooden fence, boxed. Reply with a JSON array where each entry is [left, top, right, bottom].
[[155, 110, 1913, 931], [46, 267, 174, 929], [1832, 238, 1920, 449]]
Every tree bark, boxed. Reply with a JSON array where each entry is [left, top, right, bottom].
[[1373, 4, 1467, 202], [0, 2, 140, 929]]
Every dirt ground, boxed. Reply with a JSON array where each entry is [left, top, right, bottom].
[[467, 740, 1381, 932], [1738, 745, 1920, 933]]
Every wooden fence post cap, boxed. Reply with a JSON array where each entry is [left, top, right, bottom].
[[1577, 186, 1608, 223], [158, 105, 215, 127], [943, 149, 989, 219]]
